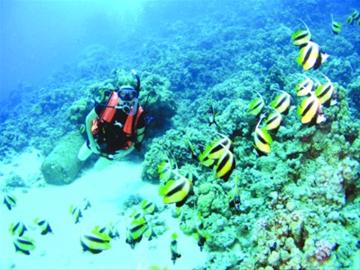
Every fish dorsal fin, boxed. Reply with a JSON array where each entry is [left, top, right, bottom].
[[256, 114, 266, 130], [320, 72, 331, 84], [298, 19, 311, 35], [254, 90, 264, 104]]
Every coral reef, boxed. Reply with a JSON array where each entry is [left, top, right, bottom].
[[1, 0, 360, 269]]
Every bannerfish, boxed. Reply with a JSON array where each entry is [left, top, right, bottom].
[[13, 236, 35, 255], [159, 175, 192, 207], [199, 135, 232, 167], [158, 158, 177, 182], [214, 149, 235, 181], [3, 194, 16, 210], [297, 92, 326, 124], [9, 221, 27, 237], [315, 74, 337, 106], [331, 14, 342, 34], [126, 213, 149, 248], [295, 76, 314, 96], [140, 199, 156, 215], [270, 91, 291, 114], [254, 115, 273, 155], [297, 41, 329, 71], [291, 19, 312, 47], [34, 218, 53, 235], [264, 109, 283, 131], [248, 92, 265, 117], [80, 227, 111, 254], [170, 233, 181, 264], [70, 205, 83, 224]]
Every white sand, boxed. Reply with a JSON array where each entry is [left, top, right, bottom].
[[0, 148, 44, 188], [0, 153, 207, 270]]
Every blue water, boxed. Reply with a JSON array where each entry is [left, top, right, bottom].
[[1, 0, 360, 269], [1, 0, 359, 100]]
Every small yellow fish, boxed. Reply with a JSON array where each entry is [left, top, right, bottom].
[[248, 91, 265, 116], [254, 115, 273, 155], [297, 41, 329, 71], [291, 19, 311, 47]]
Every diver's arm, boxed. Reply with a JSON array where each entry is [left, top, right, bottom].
[[135, 112, 146, 148], [112, 146, 135, 160], [85, 109, 100, 154], [112, 126, 144, 159], [136, 126, 145, 143]]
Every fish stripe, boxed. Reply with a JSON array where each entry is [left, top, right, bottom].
[[15, 243, 31, 255], [166, 180, 186, 197], [216, 152, 230, 174], [209, 144, 225, 155], [84, 235, 108, 244], [13, 222, 20, 233], [313, 54, 322, 70], [17, 238, 34, 246], [256, 130, 268, 145], [7, 196, 16, 204], [302, 44, 313, 66], [294, 32, 309, 41], [317, 85, 331, 99], [81, 241, 103, 254], [130, 223, 146, 233], [143, 202, 152, 210], [275, 95, 286, 109], [267, 115, 279, 126], [38, 220, 46, 226], [302, 99, 314, 116], [255, 134, 271, 154], [303, 81, 310, 88], [297, 80, 313, 96], [250, 100, 262, 111], [216, 153, 235, 179]]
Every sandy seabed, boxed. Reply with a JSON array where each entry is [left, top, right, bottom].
[[0, 149, 206, 270]]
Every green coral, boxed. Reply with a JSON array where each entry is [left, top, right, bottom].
[[68, 98, 93, 125], [139, 72, 177, 130]]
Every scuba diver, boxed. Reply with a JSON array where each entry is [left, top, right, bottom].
[[78, 70, 145, 161]]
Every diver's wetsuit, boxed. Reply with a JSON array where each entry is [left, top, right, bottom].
[[93, 104, 145, 155]]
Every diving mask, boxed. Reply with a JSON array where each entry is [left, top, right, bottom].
[[117, 86, 139, 115], [118, 86, 138, 101]]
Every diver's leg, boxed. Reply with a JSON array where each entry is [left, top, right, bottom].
[[77, 142, 93, 161]]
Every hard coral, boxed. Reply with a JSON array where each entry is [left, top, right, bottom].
[[314, 239, 334, 262]]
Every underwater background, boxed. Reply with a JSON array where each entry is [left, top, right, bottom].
[[0, 0, 360, 269]]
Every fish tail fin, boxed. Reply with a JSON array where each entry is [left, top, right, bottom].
[[321, 53, 330, 63], [187, 140, 198, 160]]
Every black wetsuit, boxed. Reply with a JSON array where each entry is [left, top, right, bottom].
[[94, 104, 145, 155]]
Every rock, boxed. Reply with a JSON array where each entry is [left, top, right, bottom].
[[41, 131, 84, 185], [268, 251, 280, 267], [286, 200, 296, 211], [6, 174, 25, 187]]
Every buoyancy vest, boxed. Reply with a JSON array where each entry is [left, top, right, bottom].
[[100, 91, 119, 123], [91, 91, 144, 150]]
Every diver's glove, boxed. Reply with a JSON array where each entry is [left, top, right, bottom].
[[112, 147, 135, 160]]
